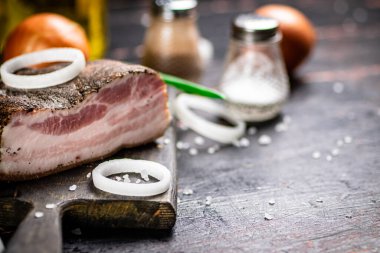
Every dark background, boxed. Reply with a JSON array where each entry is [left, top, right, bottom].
[[63, 0, 380, 252]]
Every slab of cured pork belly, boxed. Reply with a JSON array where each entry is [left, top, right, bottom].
[[0, 60, 170, 181]]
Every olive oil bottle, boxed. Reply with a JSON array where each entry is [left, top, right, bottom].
[[0, 0, 106, 60]]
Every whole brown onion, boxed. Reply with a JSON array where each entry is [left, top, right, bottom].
[[3, 13, 90, 61], [256, 4, 316, 73]]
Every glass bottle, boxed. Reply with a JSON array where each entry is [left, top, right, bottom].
[[142, 0, 204, 82], [219, 14, 289, 122]]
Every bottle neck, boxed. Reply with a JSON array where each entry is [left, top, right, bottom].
[[231, 32, 282, 47]]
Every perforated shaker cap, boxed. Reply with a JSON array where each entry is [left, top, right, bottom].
[[152, 0, 197, 19], [232, 14, 279, 42]]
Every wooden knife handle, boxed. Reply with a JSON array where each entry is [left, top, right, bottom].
[[5, 206, 62, 253]]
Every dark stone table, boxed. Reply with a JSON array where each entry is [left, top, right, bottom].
[[63, 0, 380, 252]]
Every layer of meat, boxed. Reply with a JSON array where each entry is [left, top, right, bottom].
[[0, 60, 170, 181]]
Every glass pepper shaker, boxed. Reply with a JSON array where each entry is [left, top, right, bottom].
[[219, 14, 290, 122], [142, 0, 204, 82]]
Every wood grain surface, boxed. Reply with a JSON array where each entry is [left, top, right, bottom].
[[2, 0, 380, 252], [0, 127, 177, 253]]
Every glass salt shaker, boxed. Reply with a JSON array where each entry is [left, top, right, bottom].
[[142, 0, 205, 82], [219, 14, 289, 122]]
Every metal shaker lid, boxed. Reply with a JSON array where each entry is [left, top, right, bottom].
[[152, 0, 197, 19], [232, 14, 279, 42]]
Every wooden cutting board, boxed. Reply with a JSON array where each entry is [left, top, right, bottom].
[[0, 127, 177, 253]]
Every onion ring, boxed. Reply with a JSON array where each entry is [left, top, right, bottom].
[[0, 48, 86, 89], [174, 94, 246, 143], [92, 159, 171, 197]]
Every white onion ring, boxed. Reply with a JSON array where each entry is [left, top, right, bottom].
[[174, 94, 246, 143], [0, 48, 86, 89], [92, 159, 171, 197]]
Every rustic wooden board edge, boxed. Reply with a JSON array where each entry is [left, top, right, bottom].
[[0, 125, 177, 253]]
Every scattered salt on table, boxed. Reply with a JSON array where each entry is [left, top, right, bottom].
[[183, 188, 194, 195], [189, 148, 198, 156], [86, 172, 91, 178], [34, 211, 44, 218], [258, 135, 272, 146], [264, 213, 273, 220], [205, 196, 213, 206], [333, 82, 344, 94], [69, 184, 77, 191], [239, 137, 250, 147], [176, 141, 190, 150], [45, 203, 56, 209], [312, 151, 321, 159], [275, 122, 288, 132], [283, 115, 292, 124], [331, 148, 340, 156], [336, 139, 344, 147], [316, 198, 323, 203], [344, 135, 352, 144], [326, 155, 332, 162], [194, 136, 205, 145], [207, 146, 216, 154]]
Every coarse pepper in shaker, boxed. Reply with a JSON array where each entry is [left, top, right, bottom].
[[219, 14, 290, 122], [142, 0, 207, 82]]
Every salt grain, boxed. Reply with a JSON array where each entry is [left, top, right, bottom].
[[86, 172, 91, 178], [183, 188, 194, 195], [123, 174, 131, 183], [275, 122, 288, 132], [176, 141, 190, 150], [239, 137, 250, 147], [264, 213, 273, 220], [34, 211, 44, 218], [141, 170, 149, 181], [189, 148, 198, 156], [333, 82, 344, 94], [312, 151, 321, 159], [45, 203, 56, 209], [268, 199, 276, 205], [283, 115, 292, 124], [248, 127, 257, 136], [331, 148, 340, 156], [135, 179, 141, 184], [163, 138, 171, 145], [258, 135, 272, 146], [316, 198, 323, 203], [157, 144, 164, 149], [115, 176, 122, 182], [344, 135, 352, 144], [336, 139, 344, 147], [194, 136, 205, 145], [326, 155, 333, 162], [71, 228, 82, 236], [207, 146, 216, 154], [177, 197, 181, 204], [69, 184, 77, 191], [205, 196, 212, 206]]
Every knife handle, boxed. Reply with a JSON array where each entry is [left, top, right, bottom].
[[6, 205, 62, 253]]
